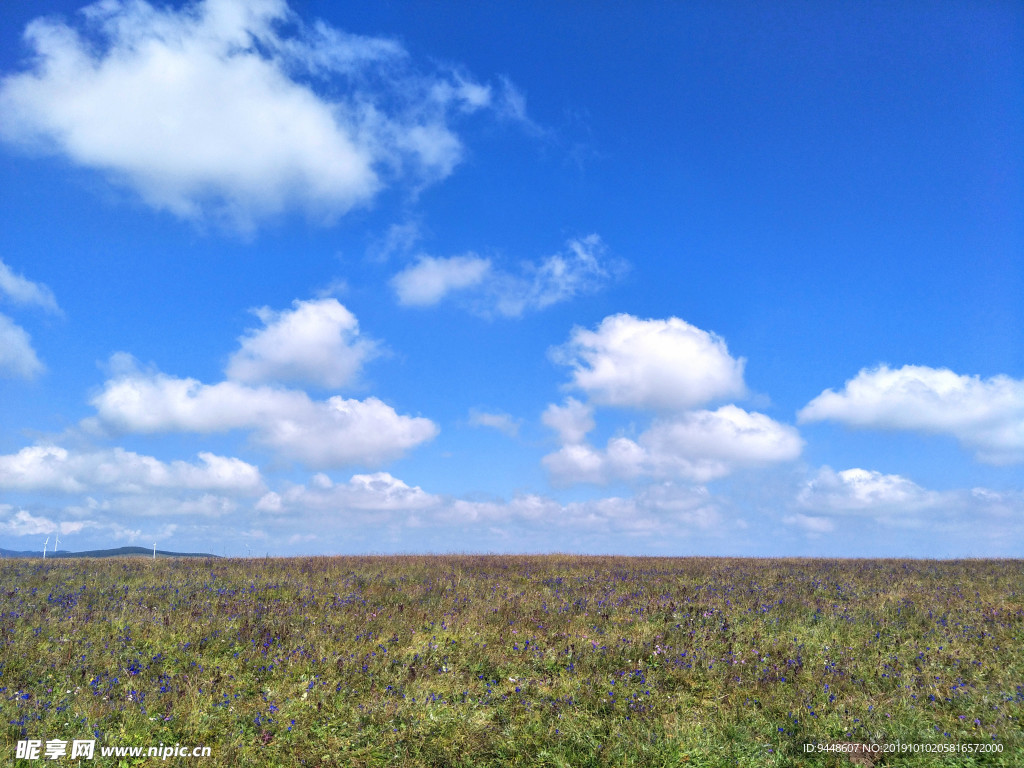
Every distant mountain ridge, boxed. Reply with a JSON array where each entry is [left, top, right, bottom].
[[0, 546, 219, 559]]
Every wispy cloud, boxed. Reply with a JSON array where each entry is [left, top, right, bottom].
[[468, 408, 521, 438], [367, 220, 422, 262], [485, 235, 624, 317], [0, 258, 61, 315], [390, 235, 625, 316], [0, 258, 60, 379], [0, 313, 44, 379]]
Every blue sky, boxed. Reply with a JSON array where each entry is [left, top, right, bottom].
[[0, 0, 1021, 557]]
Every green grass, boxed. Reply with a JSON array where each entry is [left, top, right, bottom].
[[1, 556, 1022, 766]]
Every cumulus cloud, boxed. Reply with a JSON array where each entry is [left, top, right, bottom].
[[391, 254, 491, 306], [641, 405, 804, 476], [467, 409, 521, 437], [226, 298, 379, 388], [796, 466, 942, 514], [0, 444, 263, 495], [86, 360, 438, 469], [544, 405, 802, 484], [543, 440, 643, 486], [799, 364, 1024, 464], [541, 397, 595, 445], [0, 507, 64, 537], [256, 471, 439, 515], [0, 0, 512, 229], [552, 313, 746, 410], [0, 313, 44, 379]]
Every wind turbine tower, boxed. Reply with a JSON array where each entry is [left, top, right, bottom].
[[43, 537, 48, 560]]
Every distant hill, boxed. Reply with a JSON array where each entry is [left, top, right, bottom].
[[0, 546, 219, 559]]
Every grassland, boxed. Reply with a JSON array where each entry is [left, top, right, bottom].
[[1, 555, 1022, 766]]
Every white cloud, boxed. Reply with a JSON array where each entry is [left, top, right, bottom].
[[0, 508, 59, 537], [444, 494, 565, 525], [0, 0, 509, 230], [253, 470, 723, 544], [226, 298, 379, 389], [552, 313, 746, 410], [0, 506, 102, 538], [798, 364, 1024, 464], [641, 405, 804, 475], [257, 471, 438, 514], [0, 313, 44, 379], [0, 502, 179, 542], [440, 482, 722, 537], [543, 440, 645, 485], [541, 397, 595, 445], [797, 466, 941, 514], [544, 405, 802, 484], [86, 361, 438, 469], [634, 482, 721, 529], [391, 254, 491, 306], [468, 409, 520, 437], [0, 257, 61, 314], [0, 444, 264, 495], [787, 466, 1024, 546]]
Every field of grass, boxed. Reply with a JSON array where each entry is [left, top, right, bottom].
[[1, 555, 1022, 766]]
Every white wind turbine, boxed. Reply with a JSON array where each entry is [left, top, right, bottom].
[[54, 531, 60, 555], [43, 536, 49, 560], [153, 542, 157, 561]]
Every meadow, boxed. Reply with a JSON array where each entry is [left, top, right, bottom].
[[1, 555, 1022, 767]]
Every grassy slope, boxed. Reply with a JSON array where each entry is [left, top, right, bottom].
[[1, 556, 1021, 767]]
